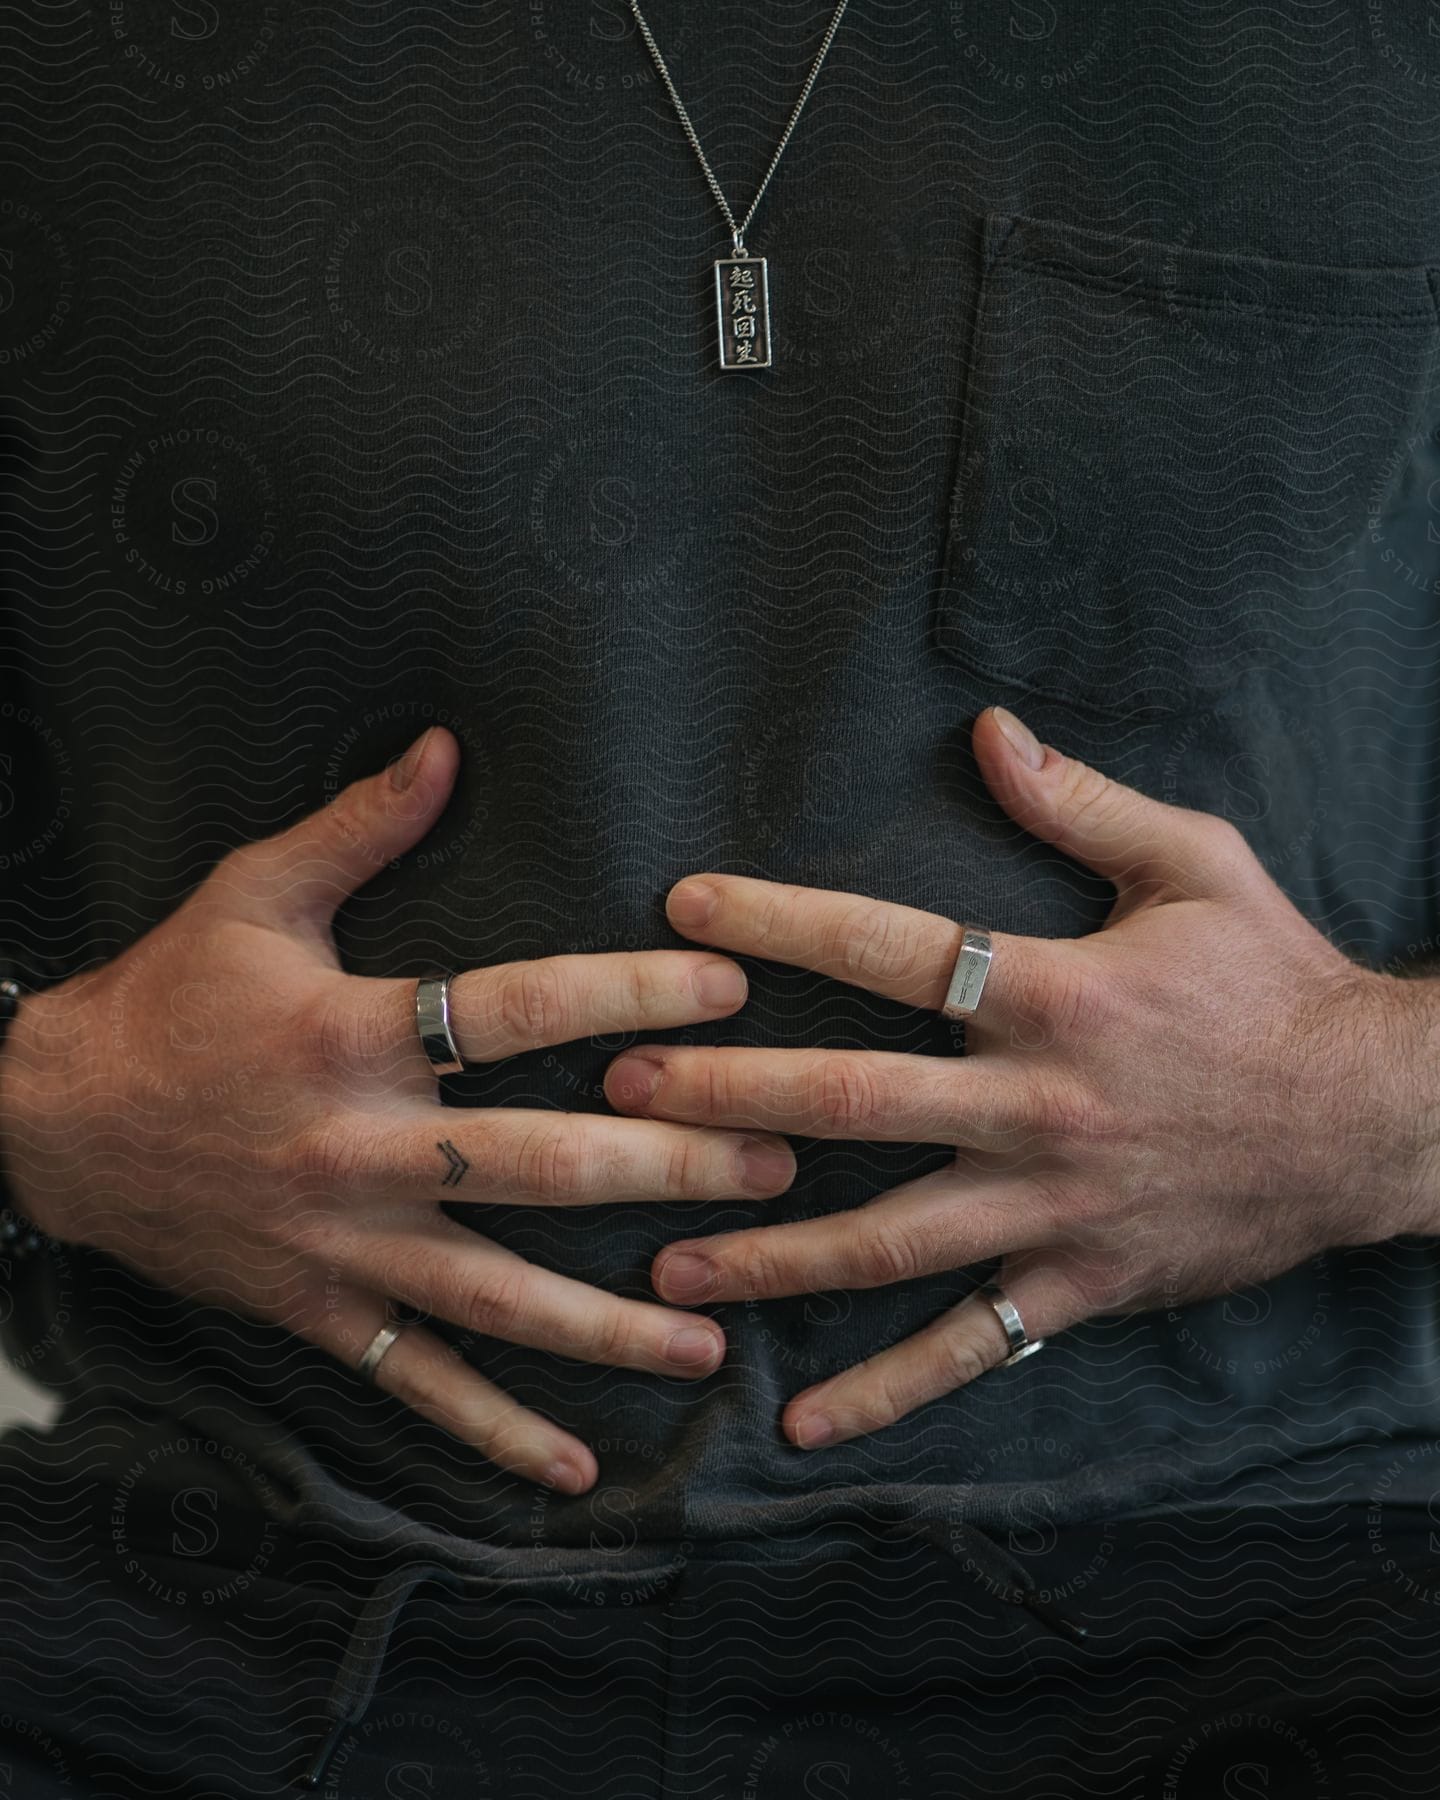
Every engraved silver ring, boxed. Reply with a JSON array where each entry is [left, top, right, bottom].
[[940, 923, 993, 1022]]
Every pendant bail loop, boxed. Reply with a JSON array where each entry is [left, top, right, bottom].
[[732, 229, 745, 257]]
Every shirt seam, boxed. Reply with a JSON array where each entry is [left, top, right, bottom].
[[1007, 256, 1439, 328]]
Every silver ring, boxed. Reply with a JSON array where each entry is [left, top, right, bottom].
[[977, 1281, 1045, 1367], [358, 1320, 404, 1383], [940, 924, 992, 1021], [415, 973, 464, 1075]]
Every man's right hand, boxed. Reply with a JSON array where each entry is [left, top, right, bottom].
[[0, 727, 794, 1493]]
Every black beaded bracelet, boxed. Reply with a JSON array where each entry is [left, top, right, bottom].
[[0, 976, 20, 1048], [0, 1206, 49, 1263], [0, 974, 50, 1260]]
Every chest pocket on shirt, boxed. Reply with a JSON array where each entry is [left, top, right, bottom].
[[936, 212, 1440, 717]]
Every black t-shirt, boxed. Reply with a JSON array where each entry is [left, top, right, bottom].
[[3, 1, 1440, 1579]]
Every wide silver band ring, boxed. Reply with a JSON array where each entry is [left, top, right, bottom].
[[940, 924, 993, 1022], [358, 1319, 405, 1383], [415, 973, 464, 1075], [977, 1281, 1045, 1367]]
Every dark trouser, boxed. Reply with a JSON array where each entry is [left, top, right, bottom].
[[3, 1476, 1439, 1800]]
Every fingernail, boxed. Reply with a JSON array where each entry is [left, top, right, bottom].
[[693, 960, 746, 1010], [657, 1249, 716, 1302], [391, 727, 433, 792], [990, 706, 1045, 772], [608, 1052, 664, 1107], [794, 1412, 836, 1449], [666, 1326, 723, 1370], [668, 878, 719, 930], [738, 1135, 793, 1195], [542, 1457, 589, 1496]]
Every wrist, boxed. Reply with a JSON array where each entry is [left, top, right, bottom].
[[1352, 968, 1440, 1240]]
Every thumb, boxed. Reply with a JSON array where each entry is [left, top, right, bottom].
[[221, 726, 461, 937], [975, 705, 1248, 903]]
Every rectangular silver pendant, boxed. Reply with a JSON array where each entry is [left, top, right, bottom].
[[714, 255, 771, 370]]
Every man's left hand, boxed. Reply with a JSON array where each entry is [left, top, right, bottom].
[[604, 706, 1440, 1449]]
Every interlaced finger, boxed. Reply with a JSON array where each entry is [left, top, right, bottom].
[[293, 1270, 597, 1491], [651, 1167, 1050, 1305], [662, 874, 1067, 1030], [367, 949, 752, 1069], [369, 1107, 795, 1207], [782, 1258, 1088, 1449], [330, 1217, 729, 1382], [605, 1044, 1033, 1146]]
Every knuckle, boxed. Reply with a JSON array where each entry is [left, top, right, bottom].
[[1036, 955, 1113, 1040], [380, 1243, 431, 1311], [1040, 1242, 1123, 1315], [852, 1370, 908, 1430], [1195, 810, 1252, 872], [627, 957, 679, 1024], [727, 1239, 782, 1301], [497, 961, 566, 1049], [585, 1306, 637, 1367], [315, 789, 385, 873], [289, 1118, 365, 1193], [283, 1210, 341, 1263], [1068, 1259, 1122, 1313], [815, 1057, 889, 1137], [868, 913, 934, 991], [825, 899, 896, 983], [687, 1056, 737, 1129], [750, 882, 801, 948], [511, 1124, 594, 1204], [464, 1263, 531, 1340], [663, 1131, 716, 1200], [849, 1218, 920, 1287], [1036, 1177, 1119, 1238], [289, 986, 365, 1077], [1053, 759, 1114, 834], [1031, 1078, 1117, 1150], [996, 964, 1055, 1049], [208, 841, 262, 900], [933, 1326, 997, 1390], [1078, 1086, 1123, 1149]]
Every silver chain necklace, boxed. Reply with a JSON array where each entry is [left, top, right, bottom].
[[630, 0, 849, 371]]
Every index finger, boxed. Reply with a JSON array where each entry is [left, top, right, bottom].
[[663, 875, 1054, 1022]]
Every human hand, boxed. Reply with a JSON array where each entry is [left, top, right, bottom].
[[0, 727, 794, 1491], [604, 706, 1439, 1448]]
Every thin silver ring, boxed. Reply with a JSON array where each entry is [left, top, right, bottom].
[[940, 924, 993, 1021], [358, 1320, 404, 1383], [415, 973, 464, 1075], [977, 1281, 1045, 1367]]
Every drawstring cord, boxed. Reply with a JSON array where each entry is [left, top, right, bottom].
[[299, 1559, 462, 1790], [297, 1518, 1088, 1786], [881, 1516, 1091, 1645]]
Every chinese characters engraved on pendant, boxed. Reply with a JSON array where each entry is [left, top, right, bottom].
[[714, 255, 772, 370]]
